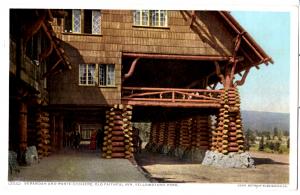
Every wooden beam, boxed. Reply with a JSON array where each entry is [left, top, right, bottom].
[[123, 53, 231, 61], [190, 10, 196, 26], [232, 33, 243, 59], [121, 99, 221, 108], [42, 58, 63, 78], [122, 86, 223, 93], [39, 42, 54, 62], [230, 60, 238, 82], [218, 12, 265, 63]]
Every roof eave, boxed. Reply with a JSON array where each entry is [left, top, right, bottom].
[[218, 11, 274, 66]]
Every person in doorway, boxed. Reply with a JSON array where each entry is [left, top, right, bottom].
[[73, 130, 81, 150], [89, 129, 97, 150], [133, 127, 142, 153], [96, 127, 104, 150]]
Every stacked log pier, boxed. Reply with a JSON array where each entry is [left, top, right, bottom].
[[162, 122, 170, 153], [37, 111, 51, 158], [102, 104, 133, 159], [191, 115, 210, 150], [166, 121, 176, 154], [227, 88, 244, 153], [145, 122, 159, 152], [215, 88, 244, 154], [174, 118, 192, 158], [209, 115, 217, 151], [179, 118, 192, 149], [157, 122, 166, 152]]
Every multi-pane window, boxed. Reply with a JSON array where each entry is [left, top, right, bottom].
[[64, 9, 101, 34], [92, 10, 101, 34], [99, 64, 115, 86], [78, 64, 115, 87], [79, 64, 96, 85], [133, 10, 167, 27], [73, 9, 81, 33]]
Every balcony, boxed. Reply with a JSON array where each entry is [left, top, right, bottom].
[[121, 87, 222, 108]]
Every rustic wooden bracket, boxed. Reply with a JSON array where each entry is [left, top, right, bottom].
[[39, 42, 54, 62], [124, 57, 140, 80], [234, 68, 250, 86], [42, 58, 63, 78], [230, 59, 238, 82], [232, 32, 245, 57]]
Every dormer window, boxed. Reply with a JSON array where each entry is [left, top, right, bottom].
[[133, 10, 168, 27], [64, 9, 101, 34]]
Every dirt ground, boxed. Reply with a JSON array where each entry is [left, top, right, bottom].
[[135, 150, 289, 183]]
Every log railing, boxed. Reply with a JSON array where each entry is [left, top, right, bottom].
[[122, 87, 223, 108]]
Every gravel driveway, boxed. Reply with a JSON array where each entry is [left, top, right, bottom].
[[9, 150, 149, 182]]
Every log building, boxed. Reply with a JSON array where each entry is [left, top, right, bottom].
[[9, 9, 272, 160]]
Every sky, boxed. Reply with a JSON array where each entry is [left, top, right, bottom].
[[231, 11, 290, 113]]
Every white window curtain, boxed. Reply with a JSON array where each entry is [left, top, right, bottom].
[[87, 64, 95, 84], [79, 64, 86, 84], [107, 64, 115, 86]]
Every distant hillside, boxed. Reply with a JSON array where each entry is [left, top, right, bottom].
[[241, 110, 289, 132]]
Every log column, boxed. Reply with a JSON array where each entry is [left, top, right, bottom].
[[209, 115, 217, 150], [37, 111, 51, 157], [156, 122, 166, 153], [179, 118, 192, 148], [102, 104, 133, 159], [192, 115, 210, 150], [174, 117, 192, 158], [216, 87, 244, 154], [18, 101, 28, 154], [227, 87, 244, 153], [166, 121, 176, 153]]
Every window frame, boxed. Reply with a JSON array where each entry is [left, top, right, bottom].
[[64, 9, 101, 35], [133, 10, 168, 27], [78, 64, 96, 86], [99, 64, 115, 87], [78, 64, 116, 87]]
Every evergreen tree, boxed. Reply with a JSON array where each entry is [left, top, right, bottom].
[[274, 142, 281, 152], [273, 127, 279, 138], [259, 136, 265, 151]]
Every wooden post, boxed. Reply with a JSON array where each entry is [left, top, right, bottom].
[[58, 115, 64, 150], [51, 115, 56, 152], [18, 101, 28, 153]]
